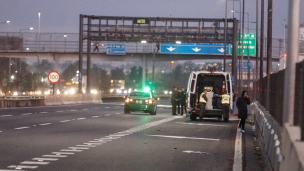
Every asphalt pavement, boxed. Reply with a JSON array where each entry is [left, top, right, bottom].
[[0, 100, 240, 171]]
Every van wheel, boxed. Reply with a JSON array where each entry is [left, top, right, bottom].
[[190, 114, 196, 121]]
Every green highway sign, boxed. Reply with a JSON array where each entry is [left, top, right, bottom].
[[230, 33, 256, 56]]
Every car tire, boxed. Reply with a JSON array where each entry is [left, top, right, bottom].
[[150, 106, 157, 115], [124, 108, 130, 114]]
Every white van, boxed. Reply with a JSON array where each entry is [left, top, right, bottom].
[[186, 70, 233, 121]]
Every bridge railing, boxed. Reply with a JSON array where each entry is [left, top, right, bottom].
[[0, 32, 283, 57]]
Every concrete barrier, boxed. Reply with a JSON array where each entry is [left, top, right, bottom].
[[44, 94, 102, 106]]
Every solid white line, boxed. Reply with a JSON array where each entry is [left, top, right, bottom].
[[22, 113, 32, 115], [175, 122, 229, 127], [8, 165, 38, 169], [77, 118, 86, 120], [21, 161, 49, 165], [146, 134, 220, 141], [1, 115, 12, 117], [32, 158, 58, 161], [92, 116, 100, 118], [60, 120, 70, 122], [60, 149, 82, 152], [42, 155, 67, 158], [40, 112, 49, 114], [233, 129, 243, 171], [39, 123, 52, 126], [15, 127, 30, 130]]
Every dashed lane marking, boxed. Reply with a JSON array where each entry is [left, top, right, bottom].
[[105, 107, 111, 108], [82, 109, 88, 110], [1, 115, 12, 117], [60, 120, 70, 123], [3, 116, 179, 170], [32, 158, 58, 161], [92, 116, 100, 118], [22, 113, 32, 116], [56, 111, 64, 113], [14, 127, 30, 130], [40, 112, 49, 114], [94, 108, 100, 109], [76, 118, 86, 120], [105, 114, 111, 116], [175, 122, 229, 127], [146, 134, 220, 141], [39, 123, 52, 126], [115, 113, 121, 115], [70, 110, 77, 111]]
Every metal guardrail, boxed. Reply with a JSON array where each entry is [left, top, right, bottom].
[[0, 95, 46, 100]]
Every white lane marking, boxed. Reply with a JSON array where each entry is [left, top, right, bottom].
[[22, 113, 32, 116], [175, 122, 229, 127], [115, 113, 121, 114], [5, 116, 178, 170], [20, 161, 49, 165], [105, 114, 111, 116], [183, 150, 209, 154], [52, 152, 74, 155], [82, 109, 88, 110], [146, 134, 220, 141], [60, 149, 82, 152], [76, 118, 86, 120], [70, 110, 77, 111], [0, 131, 2, 133], [32, 158, 58, 161], [0, 169, 27, 171], [1, 115, 12, 117], [60, 120, 70, 123], [39, 123, 52, 126], [94, 108, 99, 109], [42, 155, 67, 158], [15, 127, 30, 130], [233, 128, 243, 171], [157, 105, 172, 107], [56, 111, 64, 113], [92, 116, 100, 118], [69, 147, 89, 150], [105, 107, 111, 108], [8, 165, 38, 169], [40, 112, 49, 114]]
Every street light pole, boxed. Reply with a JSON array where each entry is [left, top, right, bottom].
[[224, 0, 228, 72], [266, 0, 272, 110], [260, 0, 264, 79], [255, 0, 259, 101], [240, 0, 245, 88]]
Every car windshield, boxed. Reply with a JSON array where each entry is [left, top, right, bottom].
[[130, 92, 151, 97]]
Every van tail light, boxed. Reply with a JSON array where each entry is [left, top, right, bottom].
[[192, 110, 196, 114]]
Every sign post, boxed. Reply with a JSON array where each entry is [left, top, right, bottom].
[[48, 71, 60, 95]]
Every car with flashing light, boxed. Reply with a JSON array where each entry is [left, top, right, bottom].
[[124, 91, 157, 115], [186, 68, 233, 121]]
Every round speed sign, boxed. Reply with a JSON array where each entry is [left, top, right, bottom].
[[48, 71, 60, 84]]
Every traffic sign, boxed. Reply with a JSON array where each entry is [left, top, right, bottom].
[[48, 71, 60, 84], [237, 61, 253, 72], [230, 33, 256, 56], [160, 43, 230, 55], [106, 44, 126, 55]]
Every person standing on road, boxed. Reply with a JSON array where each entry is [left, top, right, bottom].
[[199, 89, 208, 121], [221, 90, 230, 122], [93, 41, 99, 52], [176, 88, 181, 114], [180, 87, 187, 116], [171, 86, 178, 115], [236, 90, 251, 133]]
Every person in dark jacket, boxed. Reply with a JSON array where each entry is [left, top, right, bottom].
[[236, 90, 251, 133]]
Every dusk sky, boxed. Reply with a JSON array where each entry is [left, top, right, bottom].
[[1, 0, 304, 39]]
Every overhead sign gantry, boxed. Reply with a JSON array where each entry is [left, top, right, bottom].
[[78, 15, 239, 93]]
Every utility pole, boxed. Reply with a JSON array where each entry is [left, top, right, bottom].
[[241, 0, 245, 88], [266, 0, 272, 110], [260, 0, 264, 79], [224, 0, 228, 72], [255, 0, 259, 101]]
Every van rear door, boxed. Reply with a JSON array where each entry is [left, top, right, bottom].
[[225, 73, 233, 109]]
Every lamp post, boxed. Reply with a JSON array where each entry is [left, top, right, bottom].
[[64, 34, 67, 51], [19, 27, 34, 37], [1, 20, 10, 24], [224, 0, 228, 72]]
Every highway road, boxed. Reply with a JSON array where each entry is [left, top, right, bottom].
[[0, 100, 239, 171]]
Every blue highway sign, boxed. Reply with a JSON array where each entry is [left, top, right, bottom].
[[160, 43, 230, 55], [106, 44, 126, 55], [237, 61, 252, 72]]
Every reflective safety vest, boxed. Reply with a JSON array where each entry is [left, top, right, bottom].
[[199, 93, 207, 103], [221, 94, 230, 104]]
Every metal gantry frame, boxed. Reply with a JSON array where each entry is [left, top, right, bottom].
[[78, 15, 239, 94]]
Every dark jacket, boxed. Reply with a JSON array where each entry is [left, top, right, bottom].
[[236, 91, 251, 119], [180, 91, 186, 104]]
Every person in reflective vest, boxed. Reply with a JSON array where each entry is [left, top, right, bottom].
[[199, 89, 208, 121], [221, 90, 230, 122]]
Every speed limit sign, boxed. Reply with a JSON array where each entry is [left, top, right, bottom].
[[48, 71, 60, 84]]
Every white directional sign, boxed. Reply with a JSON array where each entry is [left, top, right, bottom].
[[48, 71, 60, 84]]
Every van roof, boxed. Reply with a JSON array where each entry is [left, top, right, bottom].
[[191, 71, 230, 75]]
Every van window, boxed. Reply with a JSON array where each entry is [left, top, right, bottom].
[[226, 75, 231, 94], [191, 80, 195, 92]]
